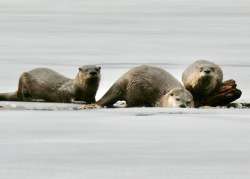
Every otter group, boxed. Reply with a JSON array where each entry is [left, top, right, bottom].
[[0, 60, 239, 108]]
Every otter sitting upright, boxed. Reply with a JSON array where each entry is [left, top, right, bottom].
[[0, 65, 101, 103], [94, 65, 194, 108], [182, 60, 223, 103]]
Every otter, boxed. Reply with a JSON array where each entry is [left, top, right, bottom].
[[94, 65, 194, 108], [182, 60, 223, 100], [0, 65, 101, 103], [159, 88, 194, 108]]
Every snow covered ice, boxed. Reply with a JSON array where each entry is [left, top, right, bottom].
[[0, 0, 250, 178], [1, 109, 250, 179]]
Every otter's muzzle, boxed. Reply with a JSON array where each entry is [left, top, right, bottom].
[[179, 104, 187, 108], [90, 71, 97, 76]]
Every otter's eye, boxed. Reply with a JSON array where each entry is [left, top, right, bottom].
[[211, 67, 215, 72], [200, 67, 203, 72], [96, 66, 101, 71], [176, 97, 180, 101], [170, 93, 174, 96], [95, 67, 101, 72]]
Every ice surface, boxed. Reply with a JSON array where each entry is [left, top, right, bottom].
[[0, 0, 250, 65], [0, 0, 250, 178], [0, 68, 249, 179], [0, 109, 250, 179]]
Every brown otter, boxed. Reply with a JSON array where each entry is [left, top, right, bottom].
[[0, 65, 101, 103], [93, 65, 194, 108], [182, 60, 223, 101]]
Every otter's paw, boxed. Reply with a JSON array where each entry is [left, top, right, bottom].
[[79, 104, 101, 110]]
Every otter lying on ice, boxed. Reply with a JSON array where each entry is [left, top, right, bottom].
[[0, 65, 101, 103], [84, 65, 194, 108]]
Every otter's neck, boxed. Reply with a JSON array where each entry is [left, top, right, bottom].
[[73, 77, 99, 102], [197, 76, 215, 94]]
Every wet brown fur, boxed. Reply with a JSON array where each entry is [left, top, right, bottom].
[[182, 60, 223, 101], [0, 65, 101, 103], [97, 65, 193, 108]]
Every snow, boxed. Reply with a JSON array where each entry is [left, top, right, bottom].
[[0, 0, 250, 66], [0, 0, 250, 178], [0, 109, 250, 179]]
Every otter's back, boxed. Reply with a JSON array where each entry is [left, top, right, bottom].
[[27, 68, 70, 89], [124, 65, 182, 94]]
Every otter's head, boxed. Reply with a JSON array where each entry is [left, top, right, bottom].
[[160, 88, 194, 108], [75, 65, 101, 88], [183, 60, 223, 96], [195, 60, 223, 95], [198, 63, 218, 79]]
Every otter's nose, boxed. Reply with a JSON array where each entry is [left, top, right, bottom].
[[179, 104, 186, 108], [90, 71, 97, 76], [204, 69, 211, 74]]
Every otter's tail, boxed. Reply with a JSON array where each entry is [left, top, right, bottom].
[[0, 92, 19, 101]]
